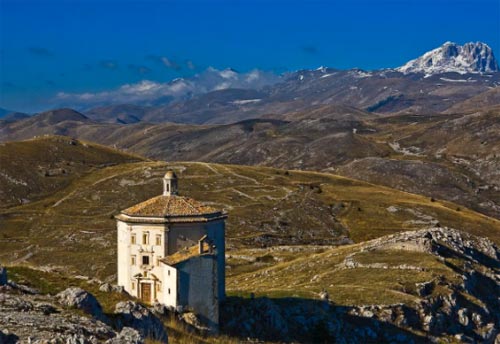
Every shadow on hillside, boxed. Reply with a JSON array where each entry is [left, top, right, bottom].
[[220, 296, 428, 343], [0, 332, 19, 344], [437, 243, 500, 323]]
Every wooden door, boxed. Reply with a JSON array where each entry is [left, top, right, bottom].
[[141, 283, 151, 303]]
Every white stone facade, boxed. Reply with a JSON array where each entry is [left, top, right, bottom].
[[116, 171, 226, 328]]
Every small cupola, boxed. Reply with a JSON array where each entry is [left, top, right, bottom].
[[163, 170, 178, 196]]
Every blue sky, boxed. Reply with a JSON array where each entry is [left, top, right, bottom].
[[1, 0, 499, 112]]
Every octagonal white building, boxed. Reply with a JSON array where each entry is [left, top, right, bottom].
[[115, 170, 226, 328]]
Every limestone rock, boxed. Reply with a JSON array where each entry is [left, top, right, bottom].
[[182, 312, 210, 332], [152, 302, 169, 316], [8, 280, 39, 294], [99, 282, 125, 294], [99, 282, 113, 292], [56, 287, 104, 320], [114, 301, 168, 342], [112, 285, 125, 293], [318, 290, 329, 300], [0, 291, 115, 342], [458, 308, 470, 327], [106, 327, 143, 344]]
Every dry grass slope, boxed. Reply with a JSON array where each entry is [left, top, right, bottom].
[[0, 145, 498, 280]]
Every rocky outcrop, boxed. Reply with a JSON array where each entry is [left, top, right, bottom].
[[0, 287, 115, 343], [223, 227, 500, 343], [115, 301, 168, 343], [397, 41, 499, 75], [99, 282, 125, 293], [106, 327, 143, 344], [1, 283, 169, 343], [57, 287, 105, 321]]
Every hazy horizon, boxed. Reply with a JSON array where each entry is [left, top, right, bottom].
[[1, 0, 499, 112]]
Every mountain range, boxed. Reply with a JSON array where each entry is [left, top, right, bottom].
[[75, 42, 500, 124], [398, 41, 499, 75], [1, 41, 500, 343], [6, 41, 496, 122], [1, 42, 499, 222]]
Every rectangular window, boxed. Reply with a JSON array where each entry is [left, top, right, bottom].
[[142, 255, 150, 265], [142, 233, 148, 245], [168, 270, 170, 276], [168, 288, 171, 294], [155, 235, 161, 246], [131, 234, 136, 245], [131, 255, 136, 265]]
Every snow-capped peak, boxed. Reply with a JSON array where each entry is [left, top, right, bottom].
[[397, 41, 499, 75]]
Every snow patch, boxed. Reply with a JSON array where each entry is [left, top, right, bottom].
[[232, 99, 262, 105], [397, 41, 499, 75]]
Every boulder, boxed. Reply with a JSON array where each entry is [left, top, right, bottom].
[[318, 290, 329, 300], [56, 287, 104, 320], [114, 301, 168, 343], [99, 282, 125, 294], [457, 308, 469, 327], [112, 285, 125, 293], [107, 327, 143, 344], [99, 283, 113, 292], [8, 281, 39, 294], [182, 312, 210, 332], [0, 266, 7, 286], [151, 302, 169, 316]]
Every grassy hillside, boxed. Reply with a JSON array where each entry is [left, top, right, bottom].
[[1, 137, 499, 343], [1, 106, 498, 220], [1, 149, 498, 279], [227, 238, 460, 305], [0, 136, 145, 207]]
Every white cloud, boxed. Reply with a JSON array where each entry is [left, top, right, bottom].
[[53, 67, 281, 108]]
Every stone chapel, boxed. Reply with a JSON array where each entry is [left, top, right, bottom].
[[115, 170, 227, 328]]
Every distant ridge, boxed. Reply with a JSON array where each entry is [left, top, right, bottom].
[[0, 112, 30, 122], [31, 108, 90, 125]]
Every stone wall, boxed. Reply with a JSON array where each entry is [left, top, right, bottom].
[[177, 255, 219, 331]]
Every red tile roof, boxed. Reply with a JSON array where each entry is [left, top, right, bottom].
[[121, 195, 220, 217], [161, 242, 212, 266]]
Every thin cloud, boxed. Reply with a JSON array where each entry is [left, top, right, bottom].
[[100, 60, 119, 70], [128, 64, 152, 75], [161, 57, 181, 71], [146, 55, 182, 71], [54, 67, 282, 108], [28, 47, 54, 57], [186, 60, 196, 70]]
